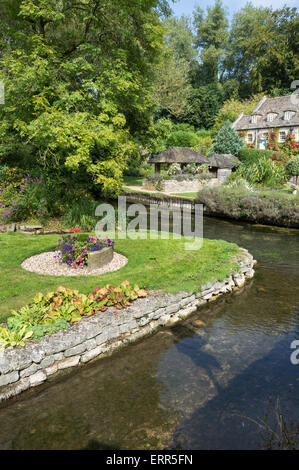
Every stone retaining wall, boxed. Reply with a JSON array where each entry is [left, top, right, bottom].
[[0, 249, 256, 402], [0, 224, 70, 235], [143, 178, 218, 194]]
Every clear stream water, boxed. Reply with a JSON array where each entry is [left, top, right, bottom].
[[0, 216, 298, 450]]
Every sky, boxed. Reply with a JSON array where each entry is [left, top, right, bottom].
[[171, 0, 298, 20]]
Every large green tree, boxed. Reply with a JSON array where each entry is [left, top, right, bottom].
[[164, 15, 197, 64], [0, 0, 169, 196], [225, 3, 299, 96], [193, 0, 229, 84]]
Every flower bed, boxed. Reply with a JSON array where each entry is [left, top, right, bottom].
[[54, 232, 115, 269]]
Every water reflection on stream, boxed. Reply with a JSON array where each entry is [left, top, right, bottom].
[[0, 217, 298, 449]]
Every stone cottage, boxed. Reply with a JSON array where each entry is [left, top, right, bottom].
[[232, 95, 299, 149]]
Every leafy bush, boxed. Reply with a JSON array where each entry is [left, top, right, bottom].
[[63, 197, 101, 231], [269, 152, 290, 166], [0, 171, 47, 222], [225, 175, 254, 192], [0, 168, 63, 222], [286, 156, 299, 184], [167, 163, 182, 176], [139, 163, 154, 178], [238, 148, 274, 164], [144, 174, 164, 190], [1, 283, 148, 349], [196, 187, 299, 227], [91, 281, 147, 311], [166, 128, 201, 148], [235, 157, 287, 187], [193, 136, 214, 156]]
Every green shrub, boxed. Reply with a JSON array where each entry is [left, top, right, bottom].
[[63, 197, 100, 231], [193, 136, 214, 156], [238, 148, 289, 166], [139, 163, 154, 178], [224, 175, 254, 191], [196, 187, 299, 227], [236, 157, 287, 187], [166, 129, 201, 148], [238, 148, 273, 164], [286, 156, 299, 185]]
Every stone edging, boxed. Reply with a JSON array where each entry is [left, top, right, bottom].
[[0, 249, 256, 402]]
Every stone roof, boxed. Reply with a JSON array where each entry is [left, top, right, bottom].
[[208, 154, 240, 169], [150, 147, 209, 164], [232, 95, 299, 130]]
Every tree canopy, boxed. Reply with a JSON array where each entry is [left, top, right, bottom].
[[0, 0, 169, 196]]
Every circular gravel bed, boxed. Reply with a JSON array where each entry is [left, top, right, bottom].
[[21, 251, 128, 277]]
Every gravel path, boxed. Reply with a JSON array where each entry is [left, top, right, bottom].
[[21, 251, 128, 277]]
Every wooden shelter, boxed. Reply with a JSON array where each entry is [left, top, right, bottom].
[[149, 147, 209, 174], [208, 154, 240, 169]]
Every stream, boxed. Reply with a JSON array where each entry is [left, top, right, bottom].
[[0, 216, 298, 449]]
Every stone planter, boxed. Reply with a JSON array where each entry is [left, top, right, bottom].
[[87, 246, 114, 271]]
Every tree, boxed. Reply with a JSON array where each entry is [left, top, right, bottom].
[[185, 83, 224, 129], [213, 94, 264, 132], [212, 120, 244, 155], [164, 15, 197, 64], [152, 52, 192, 120], [193, 0, 229, 84], [225, 4, 299, 96], [224, 3, 272, 97], [0, 0, 168, 197]]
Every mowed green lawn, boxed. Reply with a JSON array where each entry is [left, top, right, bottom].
[[0, 232, 241, 322], [123, 175, 144, 187]]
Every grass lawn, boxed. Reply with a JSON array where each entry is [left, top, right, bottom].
[[0, 232, 242, 322], [171, 192, 197, 199], [123, 175, 144, 187]]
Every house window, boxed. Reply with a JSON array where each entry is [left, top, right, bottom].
[[247, 133, 254, 143], [267, 113, 274, 122], [279, 131, 286, 142], [251, 115, 257, 124], [284, 111, 291, 121]]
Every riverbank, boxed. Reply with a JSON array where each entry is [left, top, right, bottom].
[[124, 187, 299, 229], [196, 187, 299, 228], [0, 248, 255, 402]]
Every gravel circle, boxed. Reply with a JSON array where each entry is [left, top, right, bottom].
[[21, 251, 128, 277]]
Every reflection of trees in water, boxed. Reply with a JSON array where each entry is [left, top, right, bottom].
[[169, 335, 299, 450], [170, 323, 223, 396]]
